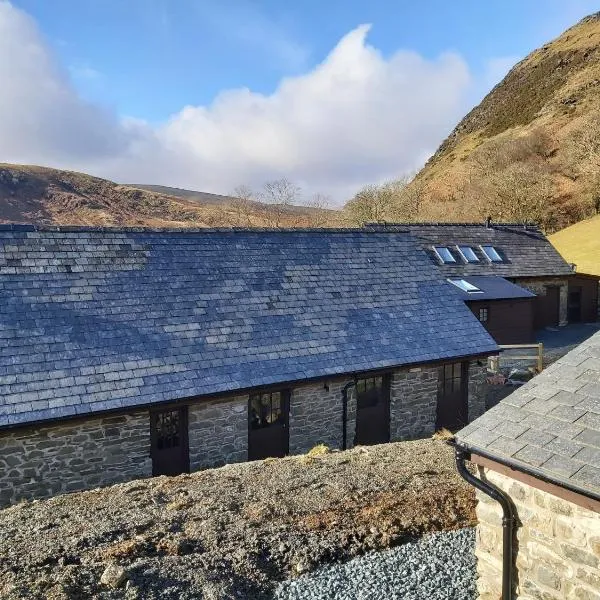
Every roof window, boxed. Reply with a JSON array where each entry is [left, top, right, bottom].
[[433, 246, 457, 264], [481, 245, 503, 263], [457, 245, 480, 263], [447, 278, 482, 294]]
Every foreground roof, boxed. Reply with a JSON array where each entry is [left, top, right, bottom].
[[372, 223, 574, 278], [448, 276, 536, 301], [457, 330, 600, 499], [0, 226, 498, 428]]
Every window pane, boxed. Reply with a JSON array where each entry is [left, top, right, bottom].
[[481, 245, 503, 262], [458, 246, 479, 263], [448, 278, 481, 293], [434, 246, 457, 264]]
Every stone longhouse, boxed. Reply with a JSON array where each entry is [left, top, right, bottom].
[[0, 226, 499, 505]]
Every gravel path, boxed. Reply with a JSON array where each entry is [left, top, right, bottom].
[[275, 528, 477, 600]]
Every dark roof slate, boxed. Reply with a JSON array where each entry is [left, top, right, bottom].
[[448, 276, 536, 301], [0, 227, 498, 428], [457, 330, 600, 499], [370, 223, 574, 278]]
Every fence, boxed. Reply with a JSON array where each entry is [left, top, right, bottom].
[[488, 343, 544, 374]]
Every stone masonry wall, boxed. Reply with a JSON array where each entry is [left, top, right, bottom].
[[188, 395, 248, 470], [0, 412, 151, 506], [389, 366, 439, 441], [289, 379, 356, 454], [518, 277, 569, 326], [475, 468, 600, 600], [468, 359, 489, 421]]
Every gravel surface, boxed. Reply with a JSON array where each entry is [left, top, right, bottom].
[[0, 440, 477, 599], [275, 528, 477, 600]]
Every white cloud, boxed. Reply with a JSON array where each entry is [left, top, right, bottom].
[[0, 1, 474, 204]]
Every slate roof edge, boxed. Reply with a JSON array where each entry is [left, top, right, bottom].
[[455, 439, 600, 503], [0, 349, 499, 432], [0, 224, 418, 234], [366, 221, 543, 230]]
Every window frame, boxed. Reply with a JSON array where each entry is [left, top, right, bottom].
[[249, 389, 289, 430], [433, 246, 458, 264], [478, 306, 489, 323], [480, 245, 503, 263], [456, 245, 480, 263], [447, 278, 483, 294]]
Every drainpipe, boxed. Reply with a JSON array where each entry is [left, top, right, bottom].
[[454, 445, 516, 600], [341, 380, 356, 450]]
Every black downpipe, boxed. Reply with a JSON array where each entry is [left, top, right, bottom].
[[454, 445, 516, 600], [341, 381, 356, 450]]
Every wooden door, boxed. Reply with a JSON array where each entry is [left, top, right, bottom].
[[436, 362, 468, 431], [150, 407, 190, 476], [354, 375, 390, 446], [534, 286, 560, 328], [568, 288, 582, 323], [248, 390, 289, 460]]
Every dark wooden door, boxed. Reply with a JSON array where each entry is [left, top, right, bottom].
[[568, 288, 582, 323], [436, 362, 468, 431], [534, 286, 560, 328], [151, 407, 190, 476], [248, 390, 289, 460], [354, 375, 390, 446]]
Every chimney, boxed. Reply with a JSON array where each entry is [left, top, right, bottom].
[[485, 216, 492, 228]]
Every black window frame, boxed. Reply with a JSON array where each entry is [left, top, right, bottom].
[[478, 306, 489, 323], [439, 362, 466, 396], [249, 389, 288, 430]]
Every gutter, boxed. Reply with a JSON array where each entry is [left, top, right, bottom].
[[452, 443, 516, 600]]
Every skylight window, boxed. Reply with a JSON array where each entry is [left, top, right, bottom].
[[447, 278, 482, 293], [433, 246, 457, 264], [481, 245, 503, 263], [457, 245, 480, 263]]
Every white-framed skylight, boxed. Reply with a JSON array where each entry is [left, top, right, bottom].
[[456, 245, 480, 263], [433, 246, 457, 264], [447, 278, 483, 293], [480, 245, 503, 263]]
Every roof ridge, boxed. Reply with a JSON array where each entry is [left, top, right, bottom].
[[366, 221, 541, 229], [0, 224, 412, 235]]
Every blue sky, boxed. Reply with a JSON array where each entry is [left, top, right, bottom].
[[14, 0, 597, 122], [1, 1, 598, 201]]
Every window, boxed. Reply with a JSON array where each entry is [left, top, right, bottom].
[[479, 307, 489, 322], [481, 245, 503, 262], [153, 409, 181, 450], [249, 391, 285, 429], [440, 363, 464, 395], [447, 278, 482, 294], [457, 245, 480, 263], [433, 246, 457, 264], [356, 376, 385, 407]]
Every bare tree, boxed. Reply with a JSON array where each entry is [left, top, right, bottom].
[[344, 183, 396, 225], [304, 193, 333, 226], [258, 178, 301, 227], [231, 184, 255, 226]]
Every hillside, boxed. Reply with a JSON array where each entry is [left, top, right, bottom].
[[0, 164, 338, 228], [407, 12, 600, 232], [549, 213, 600, 275]]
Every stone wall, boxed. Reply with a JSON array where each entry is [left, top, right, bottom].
[[0, 412, 151, 506], [389, 366, 439, 441], [475, 468, 600, 600], [518, 277, 569, 326], [188, 395, 248, 470], [468, 360, 488, 421]]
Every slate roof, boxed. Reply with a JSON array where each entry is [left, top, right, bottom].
[[370, 223, 575, 278], [0, 226, 499, 428], [456, 330, 600, 499], [448, 276, 536, 301]]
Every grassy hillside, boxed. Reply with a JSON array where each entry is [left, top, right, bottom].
[[0, 164, 339, 228], [405, 12, 600, 232], [549, 213, 600, 275]]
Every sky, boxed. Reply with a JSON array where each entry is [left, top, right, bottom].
[[1, 1, 598, 204]]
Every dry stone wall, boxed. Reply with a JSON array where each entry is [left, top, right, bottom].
[[0, 412, 151, 506], [475, 468, 600, 600]]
